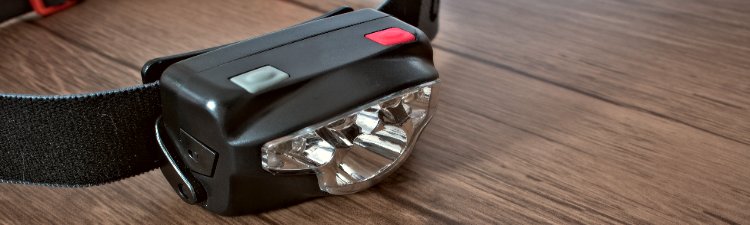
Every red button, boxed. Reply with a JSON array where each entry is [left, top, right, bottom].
[[365, 28, 416, 46]]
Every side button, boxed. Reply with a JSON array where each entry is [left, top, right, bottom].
[[178, 129, 218, 177]]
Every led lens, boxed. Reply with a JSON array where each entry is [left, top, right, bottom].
[[261, 81, 438, 194]]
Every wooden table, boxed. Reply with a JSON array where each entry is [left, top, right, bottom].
[[1, 0, 748, 224]]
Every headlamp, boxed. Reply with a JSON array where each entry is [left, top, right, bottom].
[[0, 0, 440, 215]]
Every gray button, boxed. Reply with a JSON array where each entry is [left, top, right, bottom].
[[230, 66, 289, 93]]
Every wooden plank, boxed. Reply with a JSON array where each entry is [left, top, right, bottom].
[[424, 49, 750, 224], [431, 0, 750, 145], [0, 23, 137, 95], [0, 169, 444, 224], [620, 0, 750, 29], [0, 172, 272, 224]]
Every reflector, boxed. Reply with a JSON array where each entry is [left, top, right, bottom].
[[262, 81, 438, 194]]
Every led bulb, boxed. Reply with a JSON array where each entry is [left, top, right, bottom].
[[261, 81, 438, 194]]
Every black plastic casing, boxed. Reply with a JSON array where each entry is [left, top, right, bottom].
[[158, 9, 438, 215]]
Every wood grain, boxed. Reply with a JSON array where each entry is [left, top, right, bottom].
[[0, 0, 748, 224], [431, 0, 750, 145], [0, 22, 137, 94]]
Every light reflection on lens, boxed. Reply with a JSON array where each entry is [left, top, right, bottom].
[[261, 81, 438, 194]]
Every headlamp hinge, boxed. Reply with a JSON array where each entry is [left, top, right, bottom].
[[155, 118, 207, 204]]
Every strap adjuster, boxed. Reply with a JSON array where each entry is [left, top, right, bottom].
[[29, 0, 78, 17]]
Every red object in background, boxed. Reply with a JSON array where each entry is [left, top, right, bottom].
[[365, 27, 416, 46], [29, 0, 78, 16]]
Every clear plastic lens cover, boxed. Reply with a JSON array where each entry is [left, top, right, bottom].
[[261, 81, 438, 194]]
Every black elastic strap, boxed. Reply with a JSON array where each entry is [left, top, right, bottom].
[[0, 83, 162, 186]]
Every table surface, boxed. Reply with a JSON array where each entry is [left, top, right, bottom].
[[1, 0, 749, 224]]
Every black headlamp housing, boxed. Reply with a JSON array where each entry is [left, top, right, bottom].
[[144, 7, 439, 215]]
